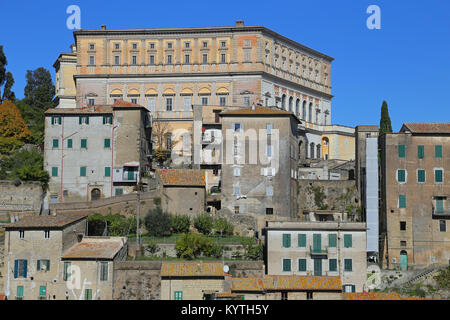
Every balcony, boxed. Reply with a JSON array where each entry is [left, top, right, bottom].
[[310, 246, 328, 256]]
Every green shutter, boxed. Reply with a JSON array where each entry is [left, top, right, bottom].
[[86, 116, 89, 124], [67, 139, 72, 148], [344, 259, 352, 271], [51, 167, 58, 177], [39, 286, 46, 297], [398, 145, 405, 158], [51, 117, 55, 125], [282, 234, 291, 248], [313, 234, 322, 252], [85, 289, 92, 300], [328, 234, 337, 247], [283, 259, 291, 272], [105, 167, 111, 177], [174, 291, 183, 300], [435, 145, 442, 158], [100, 262, 108, 281], [102, 116, 106, 125], [436, 199, 444, 214], [399, 195, 407, 208], [298, 259, 307, 271], [418, 145, 424, 159], [63, 262, 71, 281], [435, 170, 443, 183], [104, 138, 111, 148], [79, 116, 82, 125], [329, 259, 337, 272], [80, 167, 86, 177], [344, 234, 352, 248], [398, 170, 406, 182], [418, 170, 425, 183], [81, 139, 87, 148], [37, 260, 41, 271], [17, 285, 24, 298], [53, 139, 59, 148], [298, 234, 306, 247]]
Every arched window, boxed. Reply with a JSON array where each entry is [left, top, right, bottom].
[[295, 99, 300, 117], [302, 101, 306, 120], [316, 144, 321, 159], [308, 103, 313, 123], [310, 143, 315, 159], [288, 96, 293, 112], [281, 94, 286, 110]]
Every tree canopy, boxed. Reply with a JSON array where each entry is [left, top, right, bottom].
[[0, 45, 7, 101], [2, 72, 15, 101], [379, 100, 393, 135], [24, 67, 55, 110], [0, 100, 31, 155]]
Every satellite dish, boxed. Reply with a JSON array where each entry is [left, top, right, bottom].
[[223, 265, 229, 273]]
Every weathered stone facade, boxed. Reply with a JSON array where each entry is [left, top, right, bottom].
[[0, 181, 44, 221]]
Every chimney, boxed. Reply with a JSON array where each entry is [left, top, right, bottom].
[[101, 25, 107, 30], [235, 20, 244, 28]]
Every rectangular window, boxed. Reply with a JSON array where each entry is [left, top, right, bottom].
[[81, 139, 87, 149], [131, 98, 138, 104], [63, 262, 71, 281], [184, 42, 190, 48], [440, 220, 446, 232], [115, 188, 123, 196], [202, 54, 208, 64], [44, 230, 50, 239], [298, 259, 307, 272], [397, 169, 406, 182], [167, 55, 172, 64], [166, 98, 173, 111], [399, 195, 407, 208], [89, 56, 95, 65], [84, 289, 92, 300], [103, 115, 113, 124], [266, 123, 273, 135], [233, 186, 240, 196], [221, 53, 226, 63], [328, 234, 337, 247], [149, 42, 155, 49], [435, 198, 444, 214], [344, 259, 352, 272], [19, 230, 24, 239], [39, 286, 46, 298], [80, 166, 87, 177], [202, 41, 208, 48], [51, 116, 62, 125], [243, 49, 251, 62], [114, 55, 120, 65], [67, 139, 72, 148], [435, 145, 443, 158], [233, 167, 241, 177], [174, 291, 183, 300], [167, 42, 173, 49], [16, 286, 24, 299], [88, 98, 95, 106], [105, 167, 111, 177], [149, 55, 155, 65], [219, 96, 226, 106], [243, 96, 250, 106], [435, 169, 443, 183], [266, 186, 273, 196], [329, 259, 337, 272], [282, 234, 291, 248], [298, 234, 306, 247], [221, 41, 226, 47], [400, 221, 406, 231], [79, 116, 89, 125], [233, 123, 241, 132], [132, 43, 137, 49], [344, 234, 352, 248], [14, 259, 27, 278], [51, 167, 58, 177], [265, 208, 273, 215], [417, 169, 426, 183], [234, 206, 240, 214], [201, 97, 208, 105], [104, 138, 111, 148], [114, 43, 120, 50], [52, 139, 59, 148], [398, 145, 406, 158], [100, 262, 108, 281], [282, 258, 291, 272], [185, 54, 190, 64], [37, 259, 50, 271], [417, 145, 425, 159]]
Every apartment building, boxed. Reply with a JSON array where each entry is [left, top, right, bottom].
[[44, 100, 151, 203], [265, 218, 367, 292], [379, 123, 450, 270]]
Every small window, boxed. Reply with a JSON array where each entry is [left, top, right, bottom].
[[233, 167, 241, 177], [397, 169, 406, 183], [115, 188, 123, 196], [234, 206, 239, 214], [167, 42, 173, 49], [167, 55, 172, 64], [89, 56, 95, 65], [435, 145, 443, 158], [174, 291, 183, 300], [114, 55, 120, 65], [131, 98, 137, 104], [282, 234, 291, 248], [114, 43, 120, 50], [132, 55, 137, 65], [221, 53, 226, 63], [63, 262, 71, 281], [266, 123, 273, 135], [399, 195, 407, 208], [105, 167, 111, 177], [298, 259, 307, 272], [19, 230, 25, 239], [202, 41, 208, 48], [67, 138, 73, 148], [400, 241, 407, 247], [417, 169, 426, 183], [439, 220, 446, 232], [88, 98, 95, 105], [435, 169, 443, 183], [81, 139, 87, 149], [100, 262, 108, 281], [266, 208, 273, 215], [298, 234, 306, 247], [51, 116, 62, 125], [52, 139, 59, 148], [37, 259, 50, 271], [344, 234, 352, 248], [417, 145, 425, 159], [233, 186, 240, 196], [80, 166, 87, 177], [202, 54, 208, 64], [84, 289, 92, 300], [184, 42, 190, 48], [44, 230, 50, 239], [79, 116, 89, 125], [149, 55, 155, 65], [400, 221, 406, 231], [103, 115, 113, 125], [89, 44, 95, 50], [201, 97, 208, 105], [166, 98, 173, 111], [219, 96, 226, 106], [221, 41, 226, 47], [266, 186, 273, 196], [344, 259, 352, 272], [149, 42, 155, 49], [328, 234, 337, 247], [185, 54, 190, 64], [51, 167, 58, 177], [233, 123, 241, 132], [282, 259, 291, 272], [329, 259, 337, 272]]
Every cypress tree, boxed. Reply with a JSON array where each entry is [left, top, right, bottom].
[[379, 100, 392, 135]]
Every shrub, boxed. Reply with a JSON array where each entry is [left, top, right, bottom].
[[213, 217, 234, 236], [170, 214, 191, 233], [193, 213, 213, 235], [203, 242, 223, 258], [87, 213, 136, 236], [153, 197, 161, 206], [175, 233, 223, 260], [144, 207, 171, 237], [240, 237, 263, 260]]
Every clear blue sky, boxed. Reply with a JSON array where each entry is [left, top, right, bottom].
[[1, 0, 449, 130]]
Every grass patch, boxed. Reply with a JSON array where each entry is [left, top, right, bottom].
[[128, 233, 251, 245]]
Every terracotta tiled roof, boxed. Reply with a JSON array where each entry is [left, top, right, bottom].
[[5, 214, 87, 229], [220, 105, 294, 116], [62, 237, 127, 260], [112, 99, 141, 107], [0, 293, 5, 300], [161, 262, 224, 277], [156, 169, 206, 187], [343, 292, 402, 300], [45, 106, 113, 115], [231, 275, 342, 292], [401, 122, 450, 134], [216, 292, 239, 298]]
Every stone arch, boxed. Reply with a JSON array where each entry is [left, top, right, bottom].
[[288, 96, 293, 112], [281, 94, 286, 110], [91, 188, 101, 201]]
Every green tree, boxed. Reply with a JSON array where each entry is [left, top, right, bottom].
[[0, 45, 7, 102], [0, 100, 31, 155], [379, 100, 393, 135], [24, 67, 55, 110], [213, 217, 234, 236], [144, 207, 171, 237], [193, 213, 214, 235], [175, 233, 222, 260], [240, 237, 263, 261], [170, 214, 191, 233], [2, 72, 15, 101]]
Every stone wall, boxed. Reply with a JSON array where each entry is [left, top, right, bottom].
[[297, 180, 359, 215], [0, 181, 44, 220], [112, 260, 264, 300]]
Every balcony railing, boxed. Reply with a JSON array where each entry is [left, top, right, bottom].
[[309, 246, 328, 256]]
